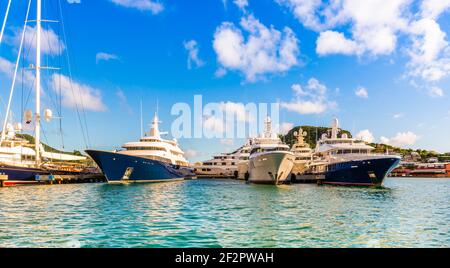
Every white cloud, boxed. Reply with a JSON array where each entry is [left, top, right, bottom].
[[393, 113, 404, 119], [406, 18, 450, 82], [215, 68, 227, 78], [67, 0, 81, 3], [10, 25, 65, 56], [116, 89, 132, 114], [234, 0, 248, 10], [0, 57, 35, 88], [278, 0, 410, 56], [213, 14, 299, 82], [222, 0, 249, 11], [316, 30, 360, 56], [279, 122, 294, 135], [354, 86, 368, 98], [281, 78, 336, 114], [420, 0, 450, 19], [50, 74, 107, 112], [109, 0, 164, 14], [183, 40, 205, 69], [276, 0, 339, 31], [96, 52, 119, 63], [279, 0, 450, 83], [355, 129, 374, 143], [380, 131, 420, 147], [428, 86, 444, 97]]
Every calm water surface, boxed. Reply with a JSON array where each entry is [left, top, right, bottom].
[[0, 178, 449, 247]]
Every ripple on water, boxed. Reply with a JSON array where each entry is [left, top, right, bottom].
[[0, 178, 449, 247]]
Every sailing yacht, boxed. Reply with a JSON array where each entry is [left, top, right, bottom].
[[0, 0, 87, 186], [247, 117, 294, 184], [290, 128, 313, 178], [313, 118, 401, 186], [86, 114, 195, 183]]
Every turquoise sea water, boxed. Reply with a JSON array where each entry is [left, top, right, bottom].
[[0, 178, 449, 248]]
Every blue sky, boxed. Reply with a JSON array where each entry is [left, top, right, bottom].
[[0, 0, 450, 162]]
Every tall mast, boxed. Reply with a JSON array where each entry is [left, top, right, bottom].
[[0, 0, 12, 46], [35, 0, 42, 165], [140, 99, 143, 137]]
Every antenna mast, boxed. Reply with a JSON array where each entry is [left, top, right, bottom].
[[140, 99, 143, 137], [35, 0, 42, 165]]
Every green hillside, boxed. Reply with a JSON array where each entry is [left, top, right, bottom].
[[16, 133, 83, 156], [281, 125, 352, 149]]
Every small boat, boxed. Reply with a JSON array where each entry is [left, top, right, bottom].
[[314, 118, 401, 187], [86, 114, 195, 184], [247, 117, 294, 184]]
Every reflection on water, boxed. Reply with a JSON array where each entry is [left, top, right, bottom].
[[0, 178, 449, 248]]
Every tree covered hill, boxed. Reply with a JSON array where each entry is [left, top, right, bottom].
[[16, 133, 83, 156], [281, 125, 352, 149]]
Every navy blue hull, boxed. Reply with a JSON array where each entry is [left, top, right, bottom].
[[85, 150, 195, 183], [323, 157, 400, 186], [0, 165, 50, 186]]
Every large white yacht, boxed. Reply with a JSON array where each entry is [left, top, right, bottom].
[[247, 117, 294, 184], [290, 128, 313, 178], [313, 118, 401, 186], [86, 114, 195, 183], [194, 140, 251, 178]]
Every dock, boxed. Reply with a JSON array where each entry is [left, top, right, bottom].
[[0, 173, 106, 187], [35, 174, 106, 185], [291, 174, 325, 184]]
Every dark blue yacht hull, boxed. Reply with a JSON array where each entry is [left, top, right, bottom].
[[0, 165, 50, 186], [322, 157, 401, 186], [85, 150, 195, 183]]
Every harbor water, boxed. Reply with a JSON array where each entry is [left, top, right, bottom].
[[0, 178, 449, 248]]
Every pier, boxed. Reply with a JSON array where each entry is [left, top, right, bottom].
[[291, 174, 325, 184], [35, 174, 106, 184], [0, 174, 106, 187]]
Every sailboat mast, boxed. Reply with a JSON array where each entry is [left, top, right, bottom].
[[0, 0, 12, 46], [35, 0, 42, 165]]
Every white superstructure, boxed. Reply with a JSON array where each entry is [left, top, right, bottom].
[[314, 118, 381, 163], [194, 140, 251, 178], [119, 114, 189, 167], [248, 117, 294, 184], [290, 128, 313, 176], [0, 123, 86, 168]]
